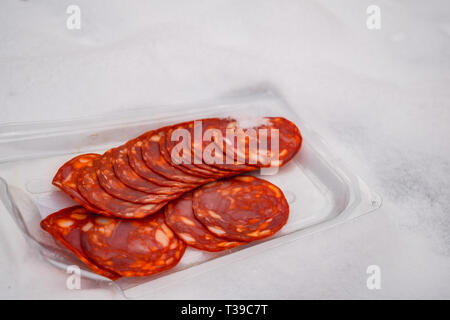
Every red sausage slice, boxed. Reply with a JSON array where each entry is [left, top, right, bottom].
[[80, 212, 186, 277], [159, 126, 219, 178], [97, 149, 181, 204], [77, 163, 168, 219], [40, 206, 120, 280], [112, 143, 191, 194], [52, 154, 106, 215], [165, 192, 244, 252], [193, 176, 289, 241], [163, 119, 237, 176], [220, 117, 302, 168], [141, 131, 213, 185], [128, 138, 193, 188], [190, 117, 259, 172]]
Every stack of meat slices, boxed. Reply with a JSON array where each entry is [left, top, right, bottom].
[[41, 176, 289, 279], [51, 117, 301, 219], [40, 206, 186, 280], [42, 117, 301, 279], [165, 176, 289, 252]]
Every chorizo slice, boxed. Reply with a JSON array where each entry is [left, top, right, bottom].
[[165, 192, 244, 252], [128, 137, 193, 188], [52, 154, 107, 215], [141, 131, 213, 184], [148, 129, 214, 179], [97, 149, 181, 204], [193, 176, 289, 241], [163, 119, 238, 176], [220, 117, 302, 168], [189, 117, 259, 173], [163, 117, 258, 172], [40, 206, 120, 280], [80, 211, 186, 277], [77, 163, 168, 219], [112, 143, 191, 195]]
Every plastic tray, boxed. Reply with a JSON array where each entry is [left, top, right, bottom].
[[0, 88, 381, 298]]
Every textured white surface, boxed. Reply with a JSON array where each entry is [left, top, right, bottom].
[[0, 0, 449, 299]]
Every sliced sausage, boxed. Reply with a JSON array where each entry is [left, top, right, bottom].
[[77, 163, 168, 219], [40, 206, 120, 280], [128, 137, 193, 188], [193, 176, 289, 241], [97, 149, 181, 204], [165, 192, 244, 252], [141, 131, 213, 185], [112, 143, 191, 195], [52, 154, 106, 214], [220, 117, 302, 168], [163, 119, 238, 176], [80, 212, 186, 277]]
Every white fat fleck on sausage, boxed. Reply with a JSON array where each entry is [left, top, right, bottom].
[[62, 172, 73, 183], [141, 204, 157, 211], [150, 134, 160, 142], [259, 229, 272, 236], [155, 229, 169, 247], [169, 241, 178, 249], [235, 176, 253, 182], [78, 157, 90, 164], [217, 241, 239, 247], [70, 213, 87, 220], [179, 233, 195, 244], [57, 219, 74, 228], [81, 222, 93, 232], [279, 149, 288, 157], [180, 216, 196, 226], [161, 224, 174, 237], [207, 210, 223, 220], [95, 217, 113, 225], [207, 225, 226, 236], [246, 230, 260, 237]]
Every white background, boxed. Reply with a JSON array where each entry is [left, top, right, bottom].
[[0, 0, 449, 299]]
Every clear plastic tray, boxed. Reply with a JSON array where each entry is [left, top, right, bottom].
[[0, 88, 381, 298]]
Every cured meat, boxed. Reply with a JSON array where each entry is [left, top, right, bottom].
[[191, 118, 259, 172], [97, 149, 181, 204], [163, 119, 238, 176], [163, 117, 258, 172], [52, 154, 105, 214], [165, 192, 244, 252], [140, 131, 213, 185], [220, 117, 302, 168], [112, 144, 191, 194], [161, 122, 224, 177], [128, 138, 192, 188], [77, 163, 167, 219], [193, 176, 289, 241], [80, 212, 186, 277], [40, 206, 120, 280]]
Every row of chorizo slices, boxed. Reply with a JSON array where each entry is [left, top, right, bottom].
[[42, 117, 300, 279], [41, 176, 290, 279], [51, 117, 301, 219]]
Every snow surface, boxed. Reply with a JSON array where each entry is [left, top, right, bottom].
[[0, 0, 449, 299]]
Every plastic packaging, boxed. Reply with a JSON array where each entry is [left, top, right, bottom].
[[0, 87, 381, 298]]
